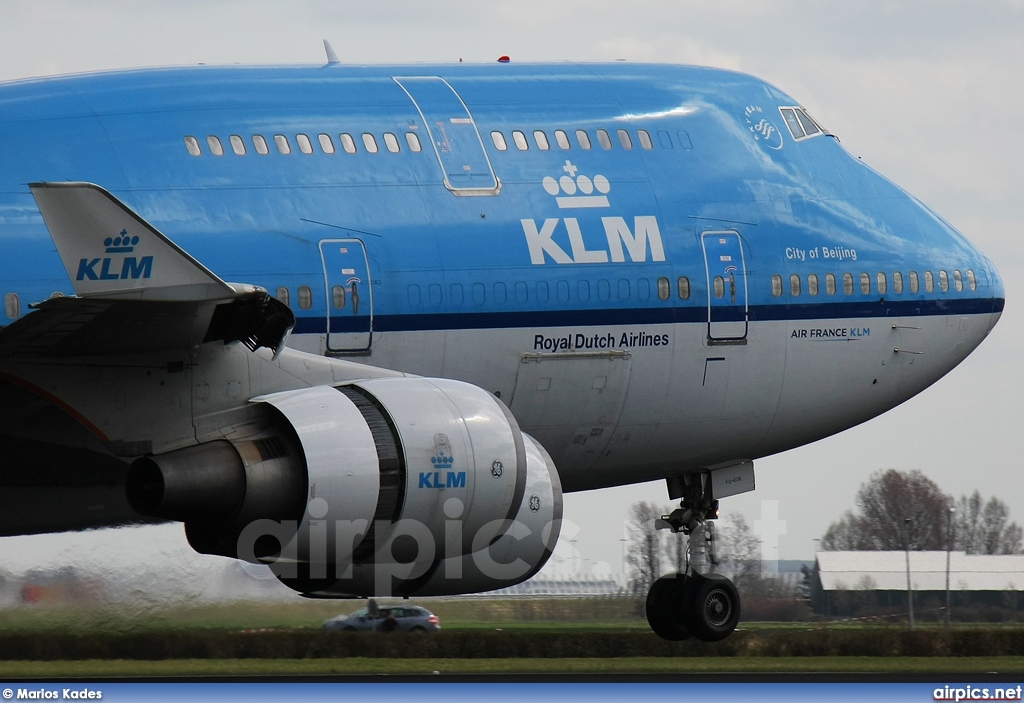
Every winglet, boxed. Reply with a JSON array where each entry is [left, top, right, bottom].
[[30, 182, 236, 302], [323, 40, 340, 66]]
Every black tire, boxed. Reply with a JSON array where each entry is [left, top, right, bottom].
[[686, 573, 740, 642], [645, 574, 692, 641]]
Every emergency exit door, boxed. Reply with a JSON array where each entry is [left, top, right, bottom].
[[701, 230, 749, 342], [320, 239, 373, 352]]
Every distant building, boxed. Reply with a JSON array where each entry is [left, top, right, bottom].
[[812, 551, 1024, 620]]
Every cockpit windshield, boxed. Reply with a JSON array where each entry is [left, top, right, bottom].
[[779, 106, 833, 141]]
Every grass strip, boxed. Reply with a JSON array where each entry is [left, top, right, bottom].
[[2, 657, 1024, 677]]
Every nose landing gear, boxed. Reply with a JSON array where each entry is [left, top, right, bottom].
[[645, 473, 742, 642]]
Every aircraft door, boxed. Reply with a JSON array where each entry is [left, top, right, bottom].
[[701, 230, 749, 342], [320, 239, 373, 353], [393, 76, 499, 194]]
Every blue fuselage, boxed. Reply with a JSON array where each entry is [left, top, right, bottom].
[[0, 62, 1004, 490]]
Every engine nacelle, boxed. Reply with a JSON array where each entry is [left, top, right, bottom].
[[125, 378, 562, 597]]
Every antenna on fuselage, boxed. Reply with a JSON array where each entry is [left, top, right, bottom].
[[323, 40, 340, 66]]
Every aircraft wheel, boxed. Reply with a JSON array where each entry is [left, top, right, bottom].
[[686, 573, 740, 642], [645, 574, 692, 641]]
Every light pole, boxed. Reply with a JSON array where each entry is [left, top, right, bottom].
[[946, 507, 955, 629], [904, 517, 914, 630]]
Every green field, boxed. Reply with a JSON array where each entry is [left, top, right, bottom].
[[1, 598, 1023, 678]]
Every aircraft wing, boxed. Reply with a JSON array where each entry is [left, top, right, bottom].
[[0, 183, 294, 358], [0, 183, 297, 534]]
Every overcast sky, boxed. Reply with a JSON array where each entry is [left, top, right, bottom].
[[0, 1, 1021, 590]]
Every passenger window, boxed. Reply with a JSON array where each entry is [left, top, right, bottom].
[[808, 273, 819, 296], [318, 134, 335, 154], [658, 130, 673, 149], [638, 129, 654, 150], [597, 279, 610, 302], [296, 134, 313, 154], [843, 273, 854, 295], [536, 281, 549, 303], [275, 287, 290, 307], [332, 285, 346, 309], [184, 136, 202, 156], [491, 131, 507, 151], [658, 277, 671, 300], [575, 130, 592, 150], [967, 269, 977, 291], [953, 269, 963, 291], [362, 133, 379, 153], [876, 272, 887, 295], [4, 292, 19, 318], [229, 135, 246, 155], [596, 129, 613, 149], [677, 276, 690, 300], [340, 133, 357, 153], [298, 286, 313, 310], [384, 133, 400, 153], [533, 130, 550, 150], [713, 276, 725, 299], [893, 271, 904, 294], [207, 135, 225, 156], [274, 134, 291, 154], [252, 135, 269, 155], [619, 279, 630, 300], [554, 130, 571, 150], [909, 271, 920, 293], [924, 271, 934, 292], [617, 129, 633, 149], [939, 270, 949, 292], [789, 274, 801, 297], [825, 273, 837, 295], [577, 280, 589, 302], [512, 131, 529, 150], [860, 273, 871, 294], [406, 132, 422, 152], [771, 275, 783, 297]]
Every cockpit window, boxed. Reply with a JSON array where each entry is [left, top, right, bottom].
[[779, 106, 830, 141]]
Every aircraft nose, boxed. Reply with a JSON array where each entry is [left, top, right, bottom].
[[986, 258, 1005, 333]]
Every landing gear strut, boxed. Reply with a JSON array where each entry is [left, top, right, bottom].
[[645, 472, 742, 642]]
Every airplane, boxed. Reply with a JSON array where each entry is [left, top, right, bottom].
[[0, 54, 1003, 642]]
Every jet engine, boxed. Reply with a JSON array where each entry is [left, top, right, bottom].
[[125, 377, 562, 597]]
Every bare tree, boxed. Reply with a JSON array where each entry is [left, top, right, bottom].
[[716, 513, 762, 591], [955, 491, 1024, 554], [821, 469, 951, 550], [625, 501, 664, 595]]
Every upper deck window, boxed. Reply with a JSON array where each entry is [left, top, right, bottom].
[[207, 135, 225, 156], [596, 129, 613, 150], [362, 133, 379, 153], [491, 131, 507, 151], [252, 135, 269, 155], [575, 130, 592, 150], [406, 132, 423, 152], [318, 133, 336, 154], [229, 135, 246, 155], [274, 134, 291, 154], [617, 129, 633, 149], [512, 130, 529, 150], [638, 129, 654, 150], [384, 132, 401, 153], [296, 134, 314, 154], [554, 130, 571, 150], [779, 106, 829, 141], [184, 136, 201, 156], [340, 133, 357, 153], [534, 130, 550, 150]]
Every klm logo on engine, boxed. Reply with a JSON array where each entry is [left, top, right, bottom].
[[418, 450, 467, 489], [76, 229, 153, 281], [523, 161, 665, 265]]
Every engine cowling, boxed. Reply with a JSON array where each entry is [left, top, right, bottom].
[[125, 377, 562, 597]]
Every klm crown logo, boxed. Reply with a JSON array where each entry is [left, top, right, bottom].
[[431, 451, 455, 469], [419, 449, 465, 489], [105, 229, 140, 254], [76, 229, 153, 282], [542, 160, 611, 209]]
